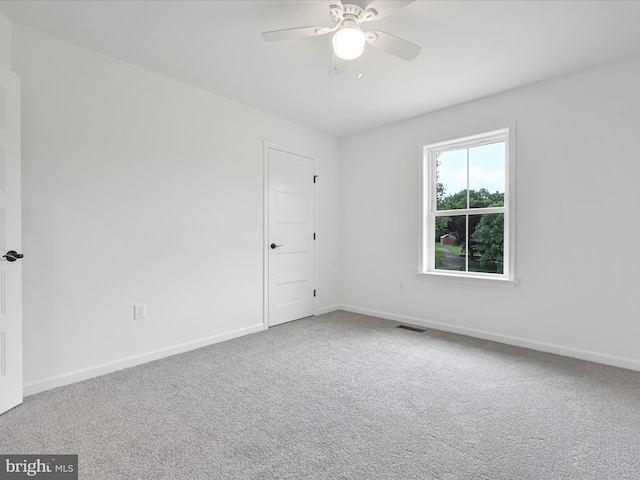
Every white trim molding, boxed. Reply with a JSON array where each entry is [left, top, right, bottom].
[[317, 304, 342, 315], [338, 305, 640, 373], [23, 323, 264, 397], [415, 271, 519, 289], [419, 121, 517, 286], [263, 141, 318, 328]]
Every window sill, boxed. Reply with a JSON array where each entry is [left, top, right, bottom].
[[415, 271, 519, 289]]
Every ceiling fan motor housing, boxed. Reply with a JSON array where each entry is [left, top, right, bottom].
[[331, 4, 365, 25], [261, 1, 422, 68]]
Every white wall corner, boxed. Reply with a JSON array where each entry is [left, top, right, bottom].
[[0, 15, 12, 71], [317, 304, 341, 316]]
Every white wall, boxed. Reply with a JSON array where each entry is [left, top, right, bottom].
[[13, 24, 340, 393], [339, 54, 640, 370], [12, 15, 640, 395], [0, 14, 11, 70]]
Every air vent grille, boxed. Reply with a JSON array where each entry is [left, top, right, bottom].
[[396, 324, 428, 333]]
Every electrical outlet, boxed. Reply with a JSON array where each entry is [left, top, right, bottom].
[[134, 303, 146, 320]]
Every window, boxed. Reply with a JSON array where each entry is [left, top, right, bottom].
[[419, 124, 517, 286]]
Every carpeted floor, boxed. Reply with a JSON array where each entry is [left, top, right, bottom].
[[1, 310, 639, 479]]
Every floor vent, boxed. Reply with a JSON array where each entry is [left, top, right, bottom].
[[396, 324, 428, 333]]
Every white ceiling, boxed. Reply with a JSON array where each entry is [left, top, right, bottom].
[[1, 0, 640, 138]]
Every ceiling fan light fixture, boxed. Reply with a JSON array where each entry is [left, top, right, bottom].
[[332, 27, 366, 60]]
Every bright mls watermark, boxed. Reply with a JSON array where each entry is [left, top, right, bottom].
[[0, 455, 77, 479]]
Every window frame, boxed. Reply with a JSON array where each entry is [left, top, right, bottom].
[[418, 122, 518, 288]]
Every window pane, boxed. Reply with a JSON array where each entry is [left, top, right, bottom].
[[468, 142, 505, 208], [424, 127, 512, 279], [436, 149, 467, 210], [434, 214, 465, 271], [469, 213, 504, 274]]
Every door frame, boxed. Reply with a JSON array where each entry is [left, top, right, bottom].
[[0, 67, 23, 415], [263, 141, 318, 329]]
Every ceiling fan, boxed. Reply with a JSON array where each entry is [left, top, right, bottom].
[[261, 0, 421, 75]]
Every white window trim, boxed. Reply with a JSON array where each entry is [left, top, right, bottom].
[[417, 121, 518, 288]]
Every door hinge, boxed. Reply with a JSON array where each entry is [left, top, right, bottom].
[[314, 290, 316, 297], [314, 233, 316, 240], [313, 175, 318, 183]]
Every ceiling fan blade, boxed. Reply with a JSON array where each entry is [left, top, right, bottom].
[[361, 0, 415, 21], [328, 53, 346, 75], [320, 0, 344, 13], [261, 25, 334, 42], [365, 30, 422, 61]]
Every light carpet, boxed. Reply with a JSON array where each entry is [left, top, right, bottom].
[[1, 310, 639, 479]]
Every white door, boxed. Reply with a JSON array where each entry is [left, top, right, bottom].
[[0, 68, 22, 415], [266, 145, 315, 327]]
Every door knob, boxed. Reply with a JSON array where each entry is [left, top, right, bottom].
[[270, 243, 283, 249], [3, 250, 23, 262]]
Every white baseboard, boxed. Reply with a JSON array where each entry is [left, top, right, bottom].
[[23, 323, 265, 397], [339, 304, 640, 373], [25, 306, 639, 396], [317, 304, 341, 315]]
